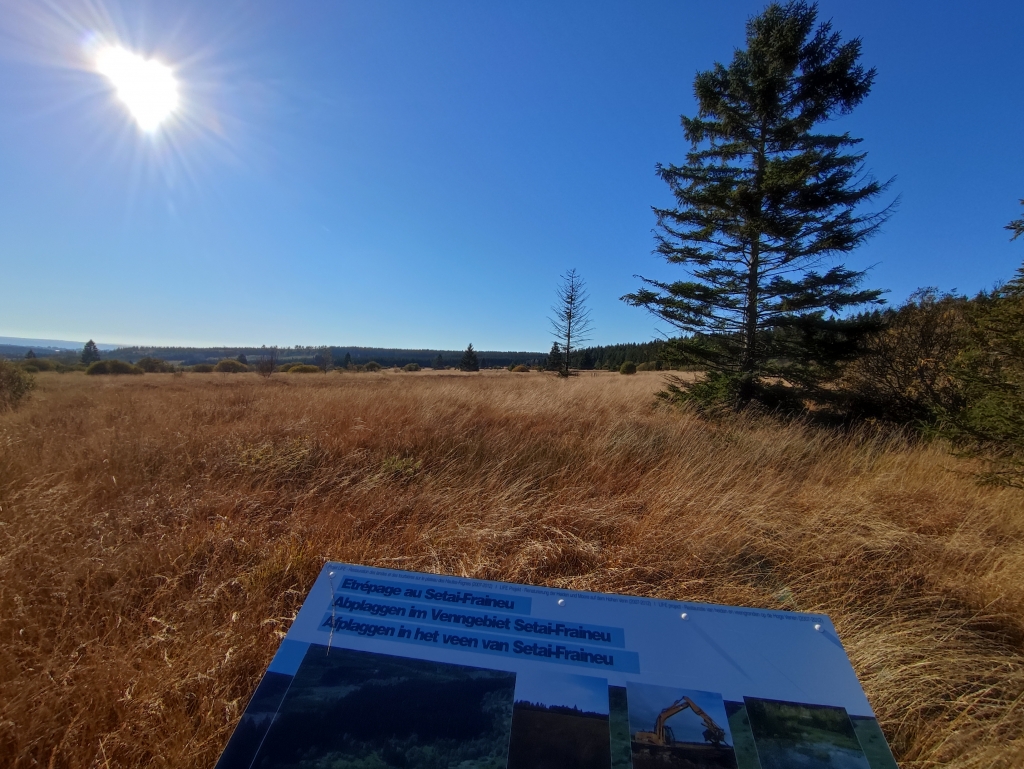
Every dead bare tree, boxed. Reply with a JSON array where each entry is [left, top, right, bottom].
[[314, 346, 333, 373], [256, 346, 278, 377], [549, 268, 593, 377]]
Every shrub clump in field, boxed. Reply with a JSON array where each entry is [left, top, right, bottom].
[[0, 359, 36, 411], [511, 364, 530, 373], [213, 359, 249, 373], [619, 361, 637, 375], [403, 363, 421, 372], [838, 289, 969, 424], [364, 361, 382, 372], [191, 364, 215, 373], [288, 364, 322, 374], [136, 357, 174, 373], [21, 358, 56, 372], [86, 360, 144, 376]]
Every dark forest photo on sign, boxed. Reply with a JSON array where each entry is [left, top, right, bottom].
[[217, 645, 516, 769]]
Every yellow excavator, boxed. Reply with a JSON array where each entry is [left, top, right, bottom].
[[633, 695, 727, 748]]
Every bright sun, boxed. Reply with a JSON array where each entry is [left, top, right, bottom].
[[96, 46, 178, 132]]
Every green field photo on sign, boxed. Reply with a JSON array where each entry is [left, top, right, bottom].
[[743, 698, 870, 769]]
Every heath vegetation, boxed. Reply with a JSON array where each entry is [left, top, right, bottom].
[[0, 370, 1021, 767]]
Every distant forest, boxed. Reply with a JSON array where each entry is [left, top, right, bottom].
[[568, 341, 668, 370], [109, 345, 546, 368], [0, 341, 676, 370], [513, 701, 608, 720], [107, 341, 672, 370]]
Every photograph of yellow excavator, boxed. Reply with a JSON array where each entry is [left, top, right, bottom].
[[627, 683, 738, 769], [634, 695, 728, 748]]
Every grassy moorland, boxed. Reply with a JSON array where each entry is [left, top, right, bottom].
[[0, 370, 1022, 767]]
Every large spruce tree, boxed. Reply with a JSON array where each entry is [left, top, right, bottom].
[[623, 1, 892, 407]]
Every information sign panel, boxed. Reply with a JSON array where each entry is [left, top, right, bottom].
[[216, 562, 897, 769]]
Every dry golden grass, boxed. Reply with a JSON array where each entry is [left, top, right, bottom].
[[1, 370, 1022, 767]]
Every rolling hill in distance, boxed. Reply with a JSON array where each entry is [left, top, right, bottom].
[[0, 336, 121, 351]]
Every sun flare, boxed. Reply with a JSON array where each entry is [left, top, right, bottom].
[[95, 46, 178, 132]]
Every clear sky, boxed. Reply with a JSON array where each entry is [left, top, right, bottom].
[[514, 671, 610, 714], [1, 1, 1021, 349]]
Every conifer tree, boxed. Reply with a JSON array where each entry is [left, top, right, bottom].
[[623, 1, 892, 408], [24, 349, 36, 359], [1008, 200, 1024, 241], [432, 354, 444, 370], [81, 340, 101, 365], [460, 344, 479, 372], [550, 269, 593, 377], [546, 342, 564, 372], [942, 204, 1024, 486]]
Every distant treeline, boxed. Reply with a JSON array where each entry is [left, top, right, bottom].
[[569, 341, 672, 370], [0, 345, 80, 363], [0, 341, 678, 370], [513, 701, 608, 720], [91, 345, 547, 369]]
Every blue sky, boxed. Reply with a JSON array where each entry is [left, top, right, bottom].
[[1, 1, 1021, 349], [514, 671, 609, 715]]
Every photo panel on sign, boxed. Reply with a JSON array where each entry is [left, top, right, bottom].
[[508, 670, 611, 769], [743, 697, 871, 769], [220, 643, 516, 769], [627, 681, 738, 769]]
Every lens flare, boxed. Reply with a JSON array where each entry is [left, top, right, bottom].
[[96, 46, 178, 132]]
